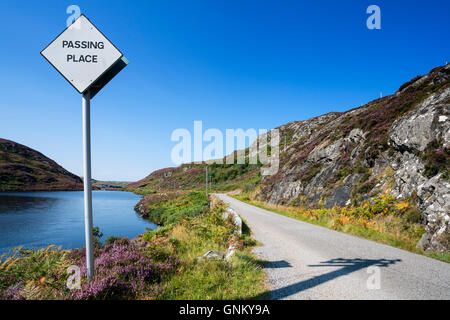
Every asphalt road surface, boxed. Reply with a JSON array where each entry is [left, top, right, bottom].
[[215, 194, 450, 300]]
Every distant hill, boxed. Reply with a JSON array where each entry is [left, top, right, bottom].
[[92, 179, 130, 190], [127, 64, 449, 252], [0, 139, 83, 192]]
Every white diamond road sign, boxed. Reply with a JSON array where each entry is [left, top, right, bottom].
[[40, 14, 128, 282], [41, 14, 123, 94]]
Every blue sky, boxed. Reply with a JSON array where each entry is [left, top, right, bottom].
[[0, 1, 449, 181]]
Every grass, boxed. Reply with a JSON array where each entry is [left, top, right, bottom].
[[140, 195, 266, 299], [159, 251, 265, 299], [425, 251, 450, 263], [0, 246, 73, 299], [232, 194, 450, 264], [0, 192, 266, 300], [135, 191, 210, 225]]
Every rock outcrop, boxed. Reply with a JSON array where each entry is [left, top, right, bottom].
[[254, 64, 449, 252]]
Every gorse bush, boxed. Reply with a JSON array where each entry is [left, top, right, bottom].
[[287, 191, 413, 229], [234, 191, 431, 256]]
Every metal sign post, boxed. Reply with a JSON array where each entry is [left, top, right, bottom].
[[205, 166, 208, 197], [82, 91, 94, 281], [41, 14, 128, 282]]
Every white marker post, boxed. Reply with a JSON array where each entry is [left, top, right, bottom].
[[205, 166, 208, 197], [41, 14, 128, 281]]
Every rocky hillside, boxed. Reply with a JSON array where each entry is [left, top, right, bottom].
[[256, 64, 449, 252], [128, 64, 449, 252], [0, 139, 83, 192]]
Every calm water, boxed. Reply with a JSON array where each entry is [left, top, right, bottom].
[[0, 191, 156, 254]]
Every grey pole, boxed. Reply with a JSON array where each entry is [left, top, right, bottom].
[[82, 91, 94, 281]]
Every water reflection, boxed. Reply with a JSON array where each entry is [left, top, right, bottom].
[[0, 195, 58, 213], [0, 191, 156, 254]]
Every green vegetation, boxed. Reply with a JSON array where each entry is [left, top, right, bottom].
[[0, 246, 73, 299], [209, 163, 261, 185], [232, 193, 450, 263], [419, 139, 449, 180], [92, 226, 103, 248], [92, 180, 131, 189], [127, 160, 263, 195], [301, 163, 323, 184], [142, 198, 266, 299]]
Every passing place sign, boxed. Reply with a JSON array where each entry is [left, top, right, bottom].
[[41, 14, 123, 94]]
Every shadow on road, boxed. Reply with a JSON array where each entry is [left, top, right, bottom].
[[264, 260, 292, 269], [252, 257, 401, 300]]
